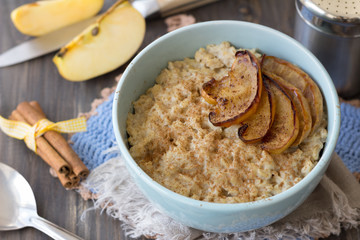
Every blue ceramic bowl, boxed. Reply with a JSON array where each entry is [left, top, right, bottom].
[[113, 21, 340, 232]]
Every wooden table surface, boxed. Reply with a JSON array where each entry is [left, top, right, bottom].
[[0, 0, 358, 239]]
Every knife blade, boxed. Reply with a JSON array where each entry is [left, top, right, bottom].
[[0, 0, 217, 68], [0, 16, 97, 68]]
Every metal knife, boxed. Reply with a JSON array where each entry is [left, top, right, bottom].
[[0, 0, 217, 68]]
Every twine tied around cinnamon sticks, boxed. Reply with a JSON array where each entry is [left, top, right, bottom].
[[0, 101, 89, 189], [1, 111, 86, 153]]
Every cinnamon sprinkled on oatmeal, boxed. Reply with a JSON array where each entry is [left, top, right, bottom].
[[126, 42, 327, 203]]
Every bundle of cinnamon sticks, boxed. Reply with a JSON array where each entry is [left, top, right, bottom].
[[9, 101, 89, 189]]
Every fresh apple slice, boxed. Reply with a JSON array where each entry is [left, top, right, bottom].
[[11, 0, 104, 36], [262, 56, 323, 133], [203, 50, 262, 127], [261, 75, 299, 154], [263, 71, 312, 146], [53, 0, 145, 81], [238, 79, 276, 143]]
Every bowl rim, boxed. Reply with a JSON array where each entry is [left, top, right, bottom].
[[112, 20, 340, 211]]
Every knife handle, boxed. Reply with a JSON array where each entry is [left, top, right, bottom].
[[156, 0, 218, 16]]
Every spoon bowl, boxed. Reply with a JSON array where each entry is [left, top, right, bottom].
[[0, 162, 82, 240]]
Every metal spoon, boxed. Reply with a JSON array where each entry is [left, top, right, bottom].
[[0, 162, 83, 240]]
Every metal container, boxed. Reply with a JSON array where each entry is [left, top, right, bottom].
[[294, 0, 360, 98]]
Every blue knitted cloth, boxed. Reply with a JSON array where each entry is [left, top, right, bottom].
[[71, 93, 360, 173], [71, 93, 117, 171], [335, 103, 360, 173]]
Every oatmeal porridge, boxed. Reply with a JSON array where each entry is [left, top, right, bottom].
[[126, 42, 327, 203]]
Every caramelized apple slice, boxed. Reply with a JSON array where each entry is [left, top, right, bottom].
[[204, 50, 262, 127], [261, 75, 299, 154], [201, 78, 221, 105], [262, 56, 323, 133], [263, 71, 312, 146], [238, 80, 275, 143]]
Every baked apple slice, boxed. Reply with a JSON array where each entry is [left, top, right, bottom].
[[262, 56, 323, 133], [201, 78, 222, 105], [263, 71, 312, 146], [261, 75, 299, 154], [238, 80, 275, 143], [203, 50, 262, 127]]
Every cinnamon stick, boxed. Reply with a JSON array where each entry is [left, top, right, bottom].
[[68, 172, 80, 187], [37, 150, 73, 189], [17, 101, 89, 179], [29, 101, 45, 116], [9, 110, 71, 176], [49, 168, 79, 188]]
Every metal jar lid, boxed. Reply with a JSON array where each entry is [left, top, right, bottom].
[[296, 0, 360, 37]]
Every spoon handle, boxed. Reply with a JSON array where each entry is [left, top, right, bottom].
[[29, 215, 83, 240]]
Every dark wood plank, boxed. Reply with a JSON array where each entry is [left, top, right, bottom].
[[0, 0, 358, 239]]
